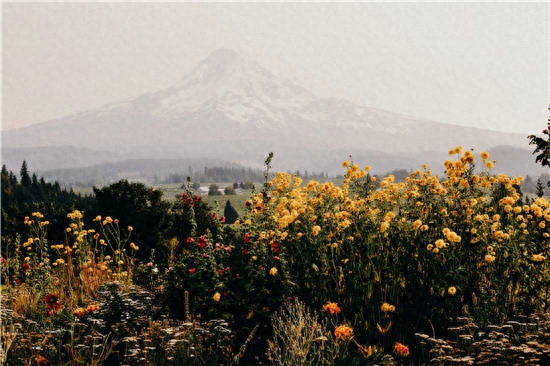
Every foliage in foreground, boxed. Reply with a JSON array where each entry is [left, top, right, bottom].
[[1, 146, 550, 365]]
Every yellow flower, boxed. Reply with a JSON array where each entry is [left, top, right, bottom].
[[269, 267, 278, 276], [312, 225, 321, 236], [484, 254, 495, 263], [213, 292, 221, 302], [480, 151, 490, 161], [531, 254, 546, 262], [448, 286, 457, 295], [128, 226, 133, 232], [381, 302, 395, 313], [435, 239, 446, 249], [334, 324, 353, 340], [413, 220, 422, 230]]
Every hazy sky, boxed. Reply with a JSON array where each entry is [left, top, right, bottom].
[[2, 2, 548, 134]]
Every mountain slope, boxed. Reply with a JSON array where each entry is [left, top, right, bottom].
[[2, 48, 533, 177]]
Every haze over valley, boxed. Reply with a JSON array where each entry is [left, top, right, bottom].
[[2, 49, 543, 185]]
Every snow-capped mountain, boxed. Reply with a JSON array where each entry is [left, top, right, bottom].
[[2, 48, 535, 176]]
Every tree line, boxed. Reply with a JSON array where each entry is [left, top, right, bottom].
[[1, 162, 242, 264]]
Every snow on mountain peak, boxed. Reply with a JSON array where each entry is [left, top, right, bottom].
[[153, 49, 316, 120]]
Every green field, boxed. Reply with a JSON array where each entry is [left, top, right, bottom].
[[153, 182, 258, 219]]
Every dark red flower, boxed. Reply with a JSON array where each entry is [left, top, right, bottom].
[[244, 232, 250, 244], [15, 278, 21, 285], [188, 268, 196, 273], [35, 354, 48, 365], [242, 249, 250, 255], [197, 235, 207, 249], [23, 263, 30, 271], [270, 242, 280, 253], [245, 200, 252, 208], [45, 294, 61, 311]]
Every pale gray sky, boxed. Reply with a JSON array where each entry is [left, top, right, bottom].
[[2, 2, 548, 134]]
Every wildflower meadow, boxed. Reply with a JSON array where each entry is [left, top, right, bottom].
[[1, 146, 550, 365]]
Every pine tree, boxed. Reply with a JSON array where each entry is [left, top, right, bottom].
[[223, 200, 239, 224], [20, 161, 31, 187], [536, 178, 545, 197]]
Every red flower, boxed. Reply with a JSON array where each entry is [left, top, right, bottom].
[[273, 256, 280, 261], [220, 216, 226, 223], [197, 235, 207, 249], [45, 294, 61, 312], [244, 232, 250, 244], [1, 257, 6, 265], [245, 200, 252, 208], [186, 237, 195, 245], [216, 268, 223, 275], [225, 267, 231, 273], [210, 212, 216, 220], [188, 268, 196, 273], [242, 249, 250, 255], [15, 278, 21, 285], [35, 354, 48, 365], [23, 263, 30, 271], [270, 242, 280, 253]]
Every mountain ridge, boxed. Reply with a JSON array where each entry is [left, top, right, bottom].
[[2, 48, 537, 179]]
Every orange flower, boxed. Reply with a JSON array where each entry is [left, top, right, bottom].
[[334, 324, 353, 340], [73, 307, 86, 317], [323, 301, 341, 315], [393, 342, 410, 357], [86, 304, 100, 313], [380, 302, 395, 313]]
